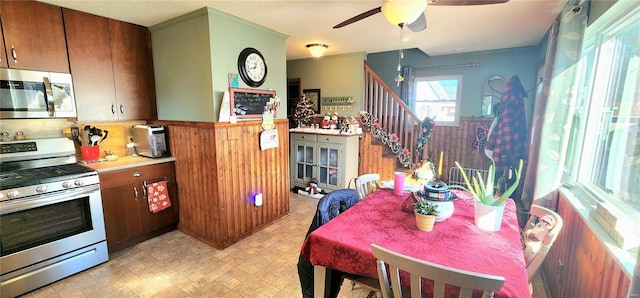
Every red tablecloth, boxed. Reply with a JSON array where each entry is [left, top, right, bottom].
[[301, 189, 531, 298]]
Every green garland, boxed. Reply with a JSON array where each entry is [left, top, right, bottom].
[[359, 111, 435, 170]]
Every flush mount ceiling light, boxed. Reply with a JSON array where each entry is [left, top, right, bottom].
[[306, 43, 329, 58], [381, 0, 428, 26]]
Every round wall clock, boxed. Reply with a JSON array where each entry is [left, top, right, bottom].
[[238, 47, 267, 88]]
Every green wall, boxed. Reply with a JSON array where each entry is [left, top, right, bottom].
[[151, 8, 287, 122], [366, 47, 541, 122], [287, 52, 367, 117]]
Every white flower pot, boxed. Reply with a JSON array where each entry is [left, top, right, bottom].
[[474, 202, 505, 232]]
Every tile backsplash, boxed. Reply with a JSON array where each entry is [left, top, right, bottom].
[[0, 119, 74, 140], [0, 119, 145, 158]]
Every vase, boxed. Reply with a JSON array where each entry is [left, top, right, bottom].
[[415, 211, 436, 232], [474, 202, 505, 232], [430, 201, 454, 222]]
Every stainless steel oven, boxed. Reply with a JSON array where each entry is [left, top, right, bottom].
[[0, 138, 108, 298]]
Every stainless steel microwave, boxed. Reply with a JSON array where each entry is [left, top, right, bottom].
[[0, 68, 77, 119]]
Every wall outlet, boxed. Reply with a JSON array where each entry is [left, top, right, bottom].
[[255, 193, 263, 206]]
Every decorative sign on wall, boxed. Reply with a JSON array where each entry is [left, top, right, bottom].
[[322, 96, 355, 111], [260, 130, 279, 151], [229, 88, 277, 119]]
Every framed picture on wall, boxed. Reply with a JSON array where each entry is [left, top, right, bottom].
[[303, 89, 321, 114]]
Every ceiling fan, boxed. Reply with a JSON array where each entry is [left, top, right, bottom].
[[333, 0, 510, 32]]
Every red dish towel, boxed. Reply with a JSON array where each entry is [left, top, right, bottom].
[[147, 181, 171, 213]]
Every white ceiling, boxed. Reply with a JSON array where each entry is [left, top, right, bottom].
[[39, 0, 567, 60]]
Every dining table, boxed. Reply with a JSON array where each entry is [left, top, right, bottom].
[[300, 188, 531, 298]]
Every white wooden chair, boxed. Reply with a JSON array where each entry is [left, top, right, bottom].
[[355, 173, 380, 200], [371, 244, 505, 298], [522, 205, 563, 291]]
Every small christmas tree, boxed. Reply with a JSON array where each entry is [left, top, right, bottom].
[[294, 95, 315, 126]]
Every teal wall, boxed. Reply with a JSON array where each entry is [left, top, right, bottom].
[[151, 8, 287, 122], [287, 52, 367, 117], [366, 47, 541, 122]]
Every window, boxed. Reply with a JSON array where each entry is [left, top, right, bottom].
[[565, 2, 640, 250], [414, 75, 462, 126]]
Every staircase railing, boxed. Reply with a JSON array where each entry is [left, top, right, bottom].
[[363, 61, 428, 167]]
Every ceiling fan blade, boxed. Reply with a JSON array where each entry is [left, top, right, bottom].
[[407, 13, 426, 32], [333, 7, 382, 29], [428, 0, 509, 5]]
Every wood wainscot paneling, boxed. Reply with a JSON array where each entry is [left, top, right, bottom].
[[543, 189, 631, 297], [359, 117, 494, 181], [154, 119, 290, 249]]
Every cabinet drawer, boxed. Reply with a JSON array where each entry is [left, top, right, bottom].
[[293, 133, 317, 142], [99, 162, 175, 189], [316, 135, 343, 144]]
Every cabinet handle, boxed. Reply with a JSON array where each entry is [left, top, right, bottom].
[[134, 186, 138, 201], [133, 172, 142, 177], [120, 104, 124, 114], [142, 182, 148, 199], [11, 46, 17, 63], [111, 104, 116, 115]]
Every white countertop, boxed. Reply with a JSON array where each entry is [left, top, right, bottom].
[[289, 127, 362, 136], [81, 155, 176, 173]]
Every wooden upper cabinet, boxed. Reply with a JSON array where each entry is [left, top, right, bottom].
[[108, 20, 157, 121], [0, 1, 69, 73], [63, 9, 118, 121], [0, 22, 7, 68], [63, 9, 157, 121]]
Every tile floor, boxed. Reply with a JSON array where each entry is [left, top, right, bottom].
[[21, 192, 548, 298]]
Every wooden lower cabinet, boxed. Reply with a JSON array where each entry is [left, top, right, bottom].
[[99, 162, 179, 253]]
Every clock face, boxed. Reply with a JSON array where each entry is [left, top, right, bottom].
[[245, 53, 266, 82], [238, 48, 267, 87]]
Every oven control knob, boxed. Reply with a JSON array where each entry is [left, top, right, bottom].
[[6, 190, 19, 198], [36, 185, 48, 193], [74, 180, 84, 186], [62, 181, 74, 188]]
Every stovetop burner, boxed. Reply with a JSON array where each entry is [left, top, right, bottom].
[[0, 163, 96, 190]]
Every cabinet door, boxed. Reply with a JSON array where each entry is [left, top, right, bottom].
[[316, 143, 342, 190], [101, 183, 144, 250], [0, 22, 7, 68], [0, 1, 69, 72], [63, 9, 118, 122], [139, 164, 179, 233], [108, 20, 157, 120], [292, 141, 316, 186]]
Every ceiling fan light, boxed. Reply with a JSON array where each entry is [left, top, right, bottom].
[[381, 0, 427, 26], [306, 43, 329, 57]]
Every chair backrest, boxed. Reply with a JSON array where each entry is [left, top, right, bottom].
[[371, 244, 505, 298], [522, 204, 563, 281], [448, 167, 489, 188], [355, 173, 380, 200]]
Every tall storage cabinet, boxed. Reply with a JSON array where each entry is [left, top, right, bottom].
[[290, 132, 359, 192]]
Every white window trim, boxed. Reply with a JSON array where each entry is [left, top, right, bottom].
[[561, 0, 640, 278], [414, 74, 462, 126]]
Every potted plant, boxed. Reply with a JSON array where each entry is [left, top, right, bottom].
[[414, 198, 439, 232], [451, 158, 523, 231]]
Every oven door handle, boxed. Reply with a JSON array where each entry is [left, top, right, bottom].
[[0, 185, 100, 215]]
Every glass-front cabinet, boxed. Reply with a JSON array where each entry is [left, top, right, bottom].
[[290, 132, 359, 192]]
